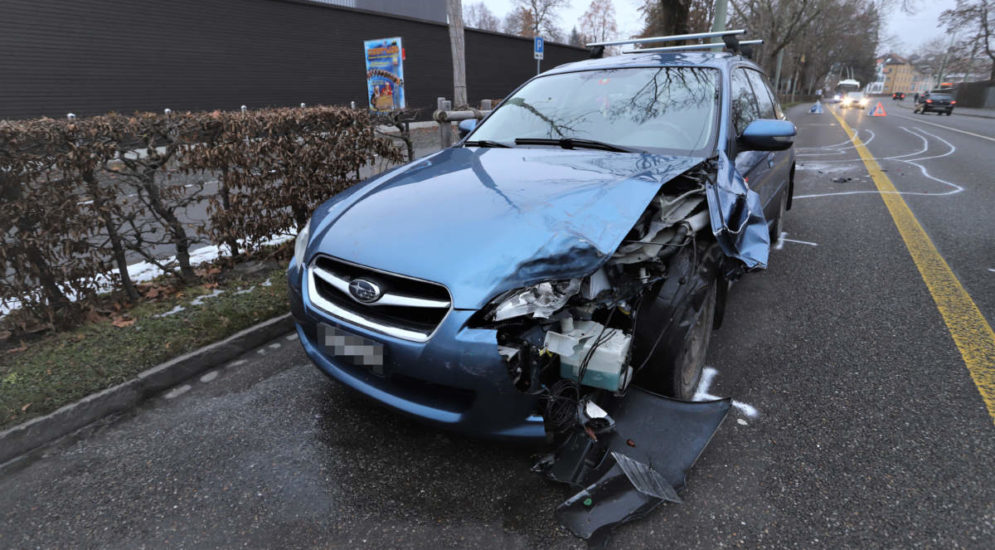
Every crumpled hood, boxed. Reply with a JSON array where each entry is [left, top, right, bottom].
[[309, 147, 704, 309]]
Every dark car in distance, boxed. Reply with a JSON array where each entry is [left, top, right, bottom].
[[892, 92, 905, 100], [915, 91, 956, 115]]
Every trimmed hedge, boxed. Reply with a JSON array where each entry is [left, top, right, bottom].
[[0, 106, 403, 328]]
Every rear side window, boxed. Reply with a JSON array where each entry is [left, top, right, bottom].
[[731, 68, 759, 135], [745, 69, 780, 119]]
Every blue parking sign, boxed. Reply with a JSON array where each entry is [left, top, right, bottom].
[[534, 36, 544, 60]]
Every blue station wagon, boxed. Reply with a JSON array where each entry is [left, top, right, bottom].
[[288, 41, 796, 442]]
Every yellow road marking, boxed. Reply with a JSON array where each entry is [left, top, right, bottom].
[[893, 114, 995, 143], [830, 108, 995, 423]]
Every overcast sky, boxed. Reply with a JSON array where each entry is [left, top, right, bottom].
[[475, 0, 957, 55]]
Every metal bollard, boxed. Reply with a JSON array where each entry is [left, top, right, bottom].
[[437, 97, 454, 147]]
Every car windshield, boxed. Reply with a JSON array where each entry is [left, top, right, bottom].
[[847, 92, 863, 98], [468, 67, 719, 155], [929, 93, 953, 100]]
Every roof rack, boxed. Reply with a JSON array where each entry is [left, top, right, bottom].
[[586, 29, 746, 48], [634, 39, 763, 54]]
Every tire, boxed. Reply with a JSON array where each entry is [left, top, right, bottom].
[[631, 244, 720, 399], [946, 111, 953, 116]]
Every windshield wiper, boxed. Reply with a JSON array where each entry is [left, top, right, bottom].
[[464, 139, 511, 148], [514, 137, 635, 153]]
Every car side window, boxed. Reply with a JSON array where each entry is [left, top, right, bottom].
[[731, 68, 760, 135], [746, 70, 781, 119], [762, 73, 785, 119]]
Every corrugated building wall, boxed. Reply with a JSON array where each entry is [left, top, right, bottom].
[[0, 0, 586, 119]]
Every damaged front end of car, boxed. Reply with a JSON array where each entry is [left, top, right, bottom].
[[471, 151, 768, 541]]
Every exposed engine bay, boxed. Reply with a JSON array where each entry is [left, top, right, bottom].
[[473, 155, 770, 541], [478, 162, 728, 431]]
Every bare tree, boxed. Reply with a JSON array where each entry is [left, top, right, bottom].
[[513, 0, 571, 37], [568, 26, 585, 46], [463, 2, 501, 31], [728, 0, 834, 69], [504, 6, 536, 36], [580, 0, 619, 44], [941, 0, 995, 80], [638, 0, 692, 39]]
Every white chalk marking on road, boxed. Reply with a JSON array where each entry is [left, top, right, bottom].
[[234, 287, 254, 295], [988, 268, 995, 273], [882, 128, 929, 160], [783, 237, 818, 247], [893, 114, 995, 143], [286, 333, 299, 341], [693, 367, 759, 418], [200, 370, 218, 383], [796, 126, 963, 199], [737, 418, 748, 426], [256, 349, 266, 355], [902, 127, 957, 162], [774, 232, 817, 250], [795, 162, 857, 173], [890, 128, 963, 195], [268, 342, 281, 349], [227, 359, 248, 368], [164, 385, 192, 399], [797, 129, 875, 153], [261, 279, 272, 287]]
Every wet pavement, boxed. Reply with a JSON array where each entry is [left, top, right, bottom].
[[1, 104, 993, 548]]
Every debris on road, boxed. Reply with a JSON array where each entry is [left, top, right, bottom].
[[534, 388, 730, 542]]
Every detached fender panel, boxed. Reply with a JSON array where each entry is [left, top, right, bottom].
[[706, 150, 771, 270]]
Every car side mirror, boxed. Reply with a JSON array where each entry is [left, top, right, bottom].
[[458, 119, 477, 139], [738, 119, 797, 151]]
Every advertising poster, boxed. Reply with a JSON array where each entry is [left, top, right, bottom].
[[363, 37, 406, 111]]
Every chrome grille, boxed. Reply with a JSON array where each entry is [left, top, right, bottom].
[[307, 255, 452, 342]]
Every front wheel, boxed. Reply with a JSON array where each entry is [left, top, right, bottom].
[[631, 245, 720, 400]]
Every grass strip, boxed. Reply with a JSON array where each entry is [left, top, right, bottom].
[[0, 268, 289, 430]]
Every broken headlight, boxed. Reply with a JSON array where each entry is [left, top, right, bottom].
[[488, 280, 581, 322]]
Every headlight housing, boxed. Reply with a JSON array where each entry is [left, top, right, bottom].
[[488, 280, 581, 322], [293, 220, 311, 268]]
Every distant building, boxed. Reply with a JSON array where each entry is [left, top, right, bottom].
[[877, 54, 919, 95], [310, 0, 446, 22]]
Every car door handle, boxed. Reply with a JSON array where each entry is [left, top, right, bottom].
[[767, 153, 775, 168]]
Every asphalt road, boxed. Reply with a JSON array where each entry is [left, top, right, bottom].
[[1, 103, 993, 549]]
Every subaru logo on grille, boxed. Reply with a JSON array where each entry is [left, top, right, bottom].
[[348, 278, 381, 303]]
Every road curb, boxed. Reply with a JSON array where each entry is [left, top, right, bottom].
[[0, 313, 294, 466]]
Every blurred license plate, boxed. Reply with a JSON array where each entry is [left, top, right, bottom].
[[318, 323, 385, 375]]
